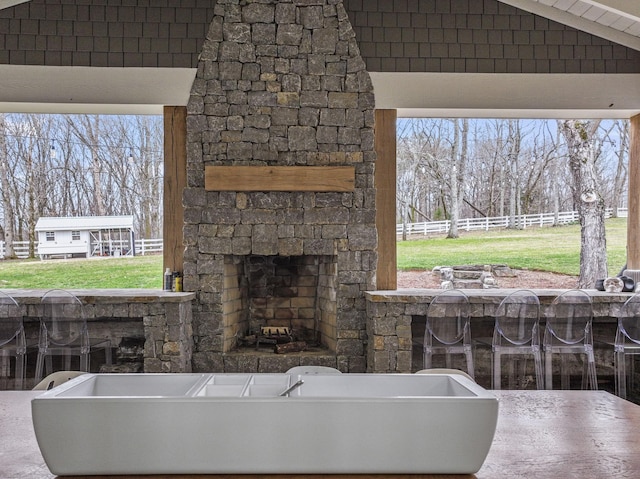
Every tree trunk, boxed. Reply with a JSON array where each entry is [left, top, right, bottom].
[[448, 121, 460, 238], [507, 120, 521, 229], [611, 120, 629, 218], [447, 119, 468, 239], [0, 115, 15, 258], [552, 127, 561, 225], [560, 120, 607, 288], [26, 153, 37, 259]]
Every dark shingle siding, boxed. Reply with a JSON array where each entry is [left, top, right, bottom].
[[0, 0, 216, 67], [1, 0, 639, 73], [344, 0, 640, 73]]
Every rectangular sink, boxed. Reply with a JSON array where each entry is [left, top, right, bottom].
[[53, 373, 209, 397], [287, 372, 478, 397], [32, 372, 498, 475]]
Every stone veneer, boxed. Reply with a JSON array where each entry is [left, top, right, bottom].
[[8, 290, 194, 387], [184, 0, 377, 373], [365, 289, 624, 379]]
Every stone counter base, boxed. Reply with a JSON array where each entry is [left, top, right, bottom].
[[193, 349, 364, 374], [3, 289, 195, 382], [365, 288, 630, 380]]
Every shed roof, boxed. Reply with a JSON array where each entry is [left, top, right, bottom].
[[35, 216, 134, 231]]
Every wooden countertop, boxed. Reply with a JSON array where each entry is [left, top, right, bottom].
[[2, 389, 639, 478]]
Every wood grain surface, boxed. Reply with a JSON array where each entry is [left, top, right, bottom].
[[204, 166, 355, 192]]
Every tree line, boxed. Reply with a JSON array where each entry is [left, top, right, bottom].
[[0, 114, 163, 258], [0, 114, 630, 287], [397, 118, 630, 287]]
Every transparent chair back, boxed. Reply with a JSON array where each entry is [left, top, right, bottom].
[[492, 289, 543, 389], [0, 292, 26, 389], [36, 289, 111, 382], [544, 289, 597, 390], [614, 293, 640, 399], [423, 289, 474, 379]]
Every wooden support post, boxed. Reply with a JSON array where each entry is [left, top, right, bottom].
[[163, 106, 187, 275], [627, 114, 640, 270], [375, 109, 397, 290]]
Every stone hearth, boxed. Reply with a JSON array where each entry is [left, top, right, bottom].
[[184, 0, 377, 372]]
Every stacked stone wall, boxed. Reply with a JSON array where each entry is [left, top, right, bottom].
[[185, 0, 377, 373]]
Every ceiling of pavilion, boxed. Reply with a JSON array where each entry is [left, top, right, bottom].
[[503, 0, 639, 51]]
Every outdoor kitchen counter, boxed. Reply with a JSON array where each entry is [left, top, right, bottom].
[[2, 389, 639, 479], [365, 288, 631, 373], [3, 289, 196, 375], [365, 288, 632, 322]]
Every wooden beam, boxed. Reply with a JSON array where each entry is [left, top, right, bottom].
[[375, 109, 397, 290], [204, 166, 355, 192], [628, 114, 640, 269], [163, 106, 186, 274]]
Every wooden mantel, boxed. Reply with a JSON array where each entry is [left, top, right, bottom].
[[204, 166, 355, 192]]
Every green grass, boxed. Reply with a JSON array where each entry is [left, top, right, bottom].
[[0, 255, 163, 289], [397, 217, 628, 276], [0, 218, 628, 288]]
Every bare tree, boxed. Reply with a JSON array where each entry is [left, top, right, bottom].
[[67, 115, 107, 216], [520, 124, 559, 214], [610, 120, 629, 218], [0, 113, 165, 258], [0, 115, 16, 258], [559, 120, 607, 288], [397, 119, 448, 235], [447, 119, 468, 238], [506, 120, 521, 228], [397, 120, 442, 240], [474, 120, 507, 217]]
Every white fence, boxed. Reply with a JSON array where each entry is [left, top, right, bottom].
[[397, 208, 628, 237], [135, 238, 163, 256], [0, 238, 163, 259]]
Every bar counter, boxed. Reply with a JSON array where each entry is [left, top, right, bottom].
[[2, 389, 639, 478]]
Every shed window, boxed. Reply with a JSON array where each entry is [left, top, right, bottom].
[[72, 231, 80, 241], [45, 232, 55, 241]]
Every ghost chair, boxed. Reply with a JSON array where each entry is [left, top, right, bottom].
[[286, 366, 342, 375], [612, 292, 640, 399], [543, 289, 597, 390], [490, 289, 544, 390], [32, 370, 88, 391], [423, 289, 474, 380], [0, 292, 27, 390], [414, 368, 475, 382], [35, 289, 112, 383]]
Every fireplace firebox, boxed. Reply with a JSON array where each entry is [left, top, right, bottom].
[[222, 254, 337, 353]]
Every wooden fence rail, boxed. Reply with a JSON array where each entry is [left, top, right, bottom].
[[0, 238, 163, 259], [397, 208, 628, 237]]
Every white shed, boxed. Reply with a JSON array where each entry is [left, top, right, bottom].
[[35, 216, 135, 260]]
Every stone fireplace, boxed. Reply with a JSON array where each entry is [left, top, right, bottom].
[[184, 0, 377, 372], [221, 254, 338, 352]]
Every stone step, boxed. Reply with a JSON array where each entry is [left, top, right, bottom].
[[453, 270, 483, 280], [452, 279, 483, 289]]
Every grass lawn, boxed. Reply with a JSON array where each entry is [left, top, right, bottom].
[[0, 217, 628, 288], [397, 217, 628, 276], [0, 255, 163, 289]]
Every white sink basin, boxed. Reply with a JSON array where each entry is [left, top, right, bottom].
[[32, 372, 498, 475]]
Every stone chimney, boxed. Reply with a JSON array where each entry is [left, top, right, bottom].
[[184, 0, 376, 373]]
